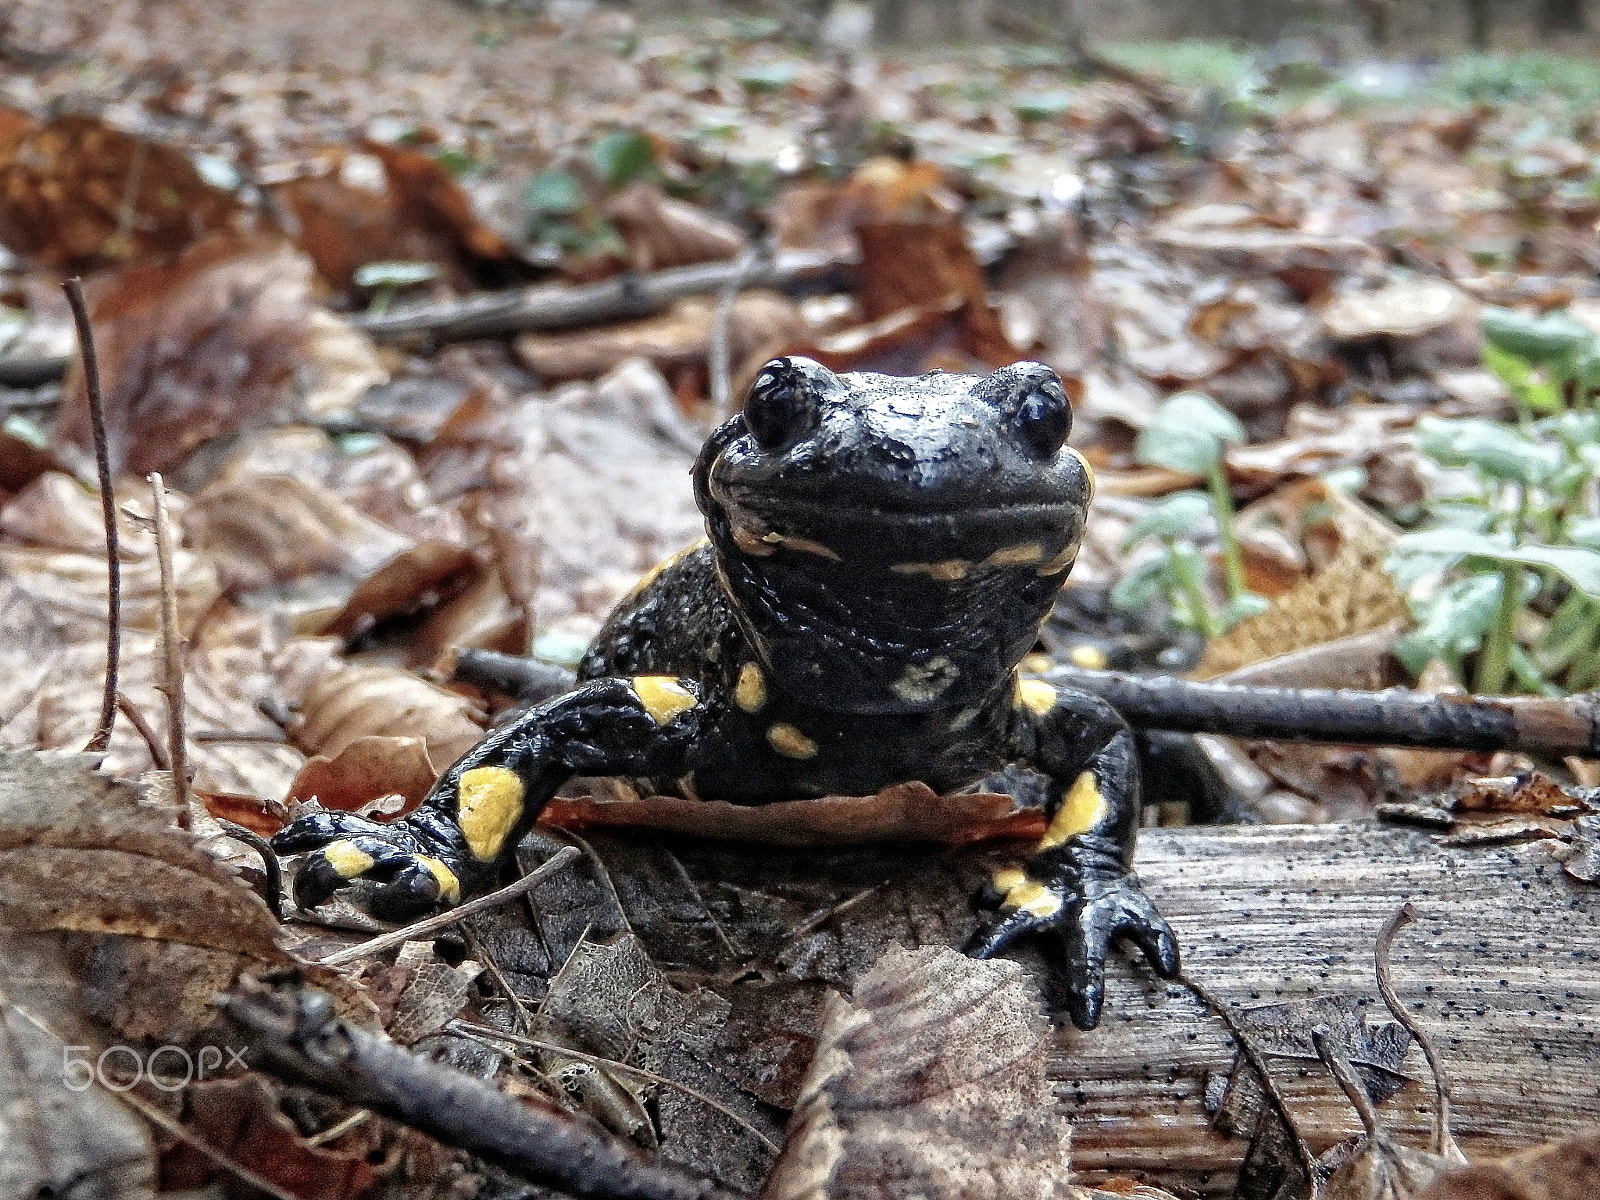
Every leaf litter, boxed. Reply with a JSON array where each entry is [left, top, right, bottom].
[[1, 3, 1600, 1198]]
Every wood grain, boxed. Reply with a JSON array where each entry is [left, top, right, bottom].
[[1058, 824, 1600, 1196]]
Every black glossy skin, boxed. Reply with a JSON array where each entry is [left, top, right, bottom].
[[273, 357, 1180, 1030]]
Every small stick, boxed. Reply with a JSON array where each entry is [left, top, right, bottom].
[[64, 279, 120, 754], [1312, 1026, 1382, 1140], [148, 473, 190, 827], [1180, 971, 1320, 1194], [1373, 903, 1462, 1161], [312, 846, 580, 967], [222, 976, 734, 1200], [115, 692, 167, 768], [1048, 665, 1600, 756]]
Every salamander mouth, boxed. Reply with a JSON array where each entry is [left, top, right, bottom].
[[718, 496, 1082, 579]]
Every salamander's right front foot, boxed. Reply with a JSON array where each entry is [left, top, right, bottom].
[[271, 810, 470, 923]]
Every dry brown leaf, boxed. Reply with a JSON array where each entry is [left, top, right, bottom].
[[289, 658, 485, 768], [603, 180, 747, 271], [51, 236, 319, 478], [286, 734, 438, 821], [1197, 483, 1410, 678], [364, 138, 514, 265], [386, 939, 482, 1045], [761, 945, 1076, 1200], [0, 934, 155, 1199], [187, 471, 477, 635], [543, 780, 1043, 846], [854, 221, 1020, 368], [0, 114, 239, 268], [1322, 278, 1476, 342], [1412, 1127, 1600, 1200], [158, 1075, 380, 1200]]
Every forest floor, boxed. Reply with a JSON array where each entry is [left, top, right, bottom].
[[1, 3, 1599, 1199]]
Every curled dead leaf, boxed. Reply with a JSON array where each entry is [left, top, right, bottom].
[[286, 735, 437, 820], [762, 945, 1075, 1200], [289, 659, 484, 768], [603, 181, 746, 272]]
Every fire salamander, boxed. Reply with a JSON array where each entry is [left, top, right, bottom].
[[273, 357, 1180, 1029]]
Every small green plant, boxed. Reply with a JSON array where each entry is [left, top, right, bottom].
[[1112, 392, 1268, 638], [1388, 307, 1600, 694]]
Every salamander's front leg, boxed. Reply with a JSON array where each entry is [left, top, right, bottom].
[[272, 676, 702, 921], [966, 679, 1179, 1030]]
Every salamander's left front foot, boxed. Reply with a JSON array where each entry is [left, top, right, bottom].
[[965, 843, 1180, 1030]]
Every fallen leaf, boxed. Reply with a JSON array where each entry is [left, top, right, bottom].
[[1413, 1126, 1600, 1200], [288, 658, 485, 768], [603, 180, 746, 271], [543, 780, 1043, 846], [1323, 278, 1476, 342], [286, 735, 438, 819], [761, 945, 1076, 1200], [51, 236, 319, 478], [0, 114, 239, 268]]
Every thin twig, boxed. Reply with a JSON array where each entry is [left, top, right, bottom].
[[312, 846, 581, 967], [709, 244, 761, 422], [1373, 903, 1461, 1161], [448, 1020, 781, 1155], [65, 278, 120, 754], [1179, 971, 1320, 1195], [463, 919, 537, 1035], [115, 692, 167, 768], [303, 1109, 371, 1148], [1311, 1026, 1382, 1139], [148, 473, 190, 828]]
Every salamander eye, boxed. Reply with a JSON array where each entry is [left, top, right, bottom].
[[1012, 377, 1072, 458], [743, 357, 825, 451]]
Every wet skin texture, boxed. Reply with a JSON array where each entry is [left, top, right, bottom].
[[273, 357, 1180, 1030]]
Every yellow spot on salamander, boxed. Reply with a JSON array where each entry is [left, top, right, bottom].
[[983, 542, 1044, 568], [890, 559, 972, 581], [417, 856, 462, 904], [767, 723, 818, 759], [770, 532, 842, 560], [734, 662, 767, 712], [457, 766, 526, 862], [627, 537, 709, 599], [1014, 677, 1057, 716], [1041, 770, 1108, 848], [632, 676, 697, 724], [323, 840, 374, 879], [1002, 877, 1063, 919], [1067, 445, 1096, 502], [1036, 540, 1080, 576], [1068, 643, 1109, 671], [731, 523, 776, 556], [991, 867, 1026, 894], [891, 656, 958, 703]]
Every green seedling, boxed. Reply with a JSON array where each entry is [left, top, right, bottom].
[[1127, 392, 1267, 635]]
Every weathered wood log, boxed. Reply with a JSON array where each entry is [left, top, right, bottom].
[[1058, 824, 1600, 1197], [526, 820, 1599, 1199]]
